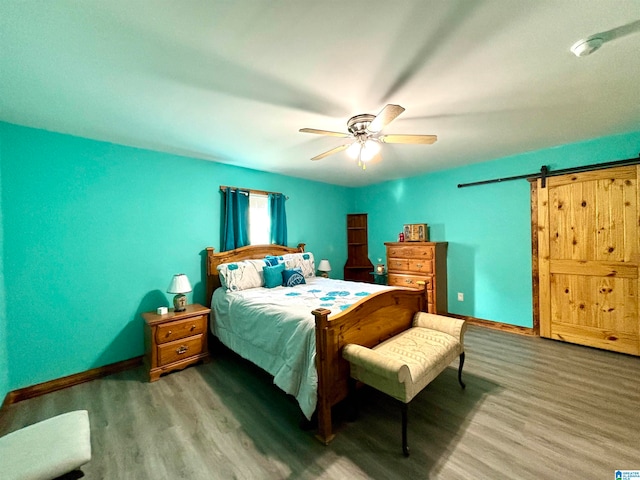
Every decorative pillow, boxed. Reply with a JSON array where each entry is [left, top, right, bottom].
[[217, 259, 266, 292], [263, 263, 285, 288], [281, 252, 315, 278], [264, 255, 281, 267], [283, 267, 306, 287]]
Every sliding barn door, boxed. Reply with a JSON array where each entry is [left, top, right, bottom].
[[538, 165, 639, 355]]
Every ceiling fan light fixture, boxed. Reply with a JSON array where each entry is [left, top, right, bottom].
[[300, 104, 437, 167], [346, 141, 361, 159], [346, 138, 380, 162], [360, 139, 380, 162]]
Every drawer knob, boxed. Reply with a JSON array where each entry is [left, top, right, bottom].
[[190, 325, 196, 331], [177, 346, 188, 355], [165, 330, 172, 337], [405, 279, 413, 284], [416, 263, 422, 268]]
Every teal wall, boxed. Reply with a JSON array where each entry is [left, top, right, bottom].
[[0, 130, 8, 402], [0, 122, 350, 391], [354, 130, 640, 327]]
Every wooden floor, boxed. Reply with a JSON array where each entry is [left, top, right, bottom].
[[1, 326, 639, 479]]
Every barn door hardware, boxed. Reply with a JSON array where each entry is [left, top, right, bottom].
[[457, 154, 640, 189]]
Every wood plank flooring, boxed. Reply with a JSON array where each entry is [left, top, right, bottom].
[[1, 326, 638, 479]]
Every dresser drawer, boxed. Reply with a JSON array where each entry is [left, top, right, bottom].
[[157, 334, 204, 366], [407, 259, 433, 274], [388, 273, 433, 290], [388, 258, 409, 271], [388, 257, 433, 274], [156, 314, 207, 344], [386, 245, 434, 260]]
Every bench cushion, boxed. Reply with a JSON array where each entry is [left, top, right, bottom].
[[0, 410, 91, 480], [343, 324, 463, 403]]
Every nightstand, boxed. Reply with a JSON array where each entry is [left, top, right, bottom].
[[142, 303, 211, 382], [370, 271, 388, 285]]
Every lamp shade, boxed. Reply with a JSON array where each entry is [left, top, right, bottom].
[[167, 274, 192, 294], [318, 259, 331, 272]]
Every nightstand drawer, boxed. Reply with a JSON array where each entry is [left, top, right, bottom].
[[157, 334, 204, 366], [388, 273, 432, 290], [156, 315, 206, 344]]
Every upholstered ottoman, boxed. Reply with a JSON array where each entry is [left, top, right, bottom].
[[342, 312, 466, 455], [0, 410, 92, 480]]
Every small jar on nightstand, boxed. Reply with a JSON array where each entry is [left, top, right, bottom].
[[142, 303, 211, 382]]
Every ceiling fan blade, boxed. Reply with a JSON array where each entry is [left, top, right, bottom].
[[367, 104, 405, 132], [299, 128, 350, 138], [311, 144, 350, 161], [379, 134, 437, 144]]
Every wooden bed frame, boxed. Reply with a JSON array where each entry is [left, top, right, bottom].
[[205, 244, 426, 444]]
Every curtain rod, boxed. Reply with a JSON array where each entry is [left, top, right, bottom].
[[457, 154, 640, 189], [219, 185, 288, 199]]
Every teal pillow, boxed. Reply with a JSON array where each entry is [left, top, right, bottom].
[[264, 255, 281, 267], [263, 263, 285, 288], [283, 267, 306, 287]]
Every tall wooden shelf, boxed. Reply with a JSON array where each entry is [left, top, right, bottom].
[[344, 213, 374, 283]]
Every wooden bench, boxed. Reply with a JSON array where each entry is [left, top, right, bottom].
[[342, 312, 466, 456]]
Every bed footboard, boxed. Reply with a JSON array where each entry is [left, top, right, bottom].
[[312, 287, 426, 444]]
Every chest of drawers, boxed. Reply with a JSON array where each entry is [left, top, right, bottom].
[[385, 242, 448, 314]]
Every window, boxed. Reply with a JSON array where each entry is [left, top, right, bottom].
[[220, 185, 287, 250], [249, 193, 270, 245]]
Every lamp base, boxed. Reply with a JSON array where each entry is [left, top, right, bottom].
[[173, 294, 187, 312]]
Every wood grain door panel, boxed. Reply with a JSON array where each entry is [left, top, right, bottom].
[[539, 165, 639, 355]]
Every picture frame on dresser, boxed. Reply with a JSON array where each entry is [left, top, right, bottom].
[[403, 223, 429, 242]]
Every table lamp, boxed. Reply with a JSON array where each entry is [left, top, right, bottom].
[[167, 274, 192, 312], [318, 259, 331, 278]]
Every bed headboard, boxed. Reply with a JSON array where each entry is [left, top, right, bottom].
[[205, 243, 306, 305]]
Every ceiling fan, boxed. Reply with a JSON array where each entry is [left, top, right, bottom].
[[299, 104, 437, 170]]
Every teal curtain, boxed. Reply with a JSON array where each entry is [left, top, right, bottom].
[[222, 187, 250, 251], [269, 193, 287, 245]]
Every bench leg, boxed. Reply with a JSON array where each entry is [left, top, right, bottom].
[[401, 401, 410, 457], [458, 352, 466, 389], [347, 376, 358, 422]]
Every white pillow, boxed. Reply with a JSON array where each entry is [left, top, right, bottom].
[[281, 252, 316, 278], [217, 259, 266, 292]]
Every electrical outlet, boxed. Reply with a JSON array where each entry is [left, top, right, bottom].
[[457, 292, 464, 301]]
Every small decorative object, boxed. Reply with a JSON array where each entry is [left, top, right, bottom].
[[376, 258, 385, 274], [167, 274, 192, 312], [403, 224, 428, 242], [318, 259, 332, 278], [399, 231, 405, 242]]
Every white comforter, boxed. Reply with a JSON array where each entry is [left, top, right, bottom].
[[211, 277, 390, 419]]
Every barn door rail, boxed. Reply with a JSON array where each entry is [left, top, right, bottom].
[[457, 154, 640, 189]]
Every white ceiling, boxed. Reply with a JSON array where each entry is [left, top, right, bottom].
[[1, 1, 639, 187]]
